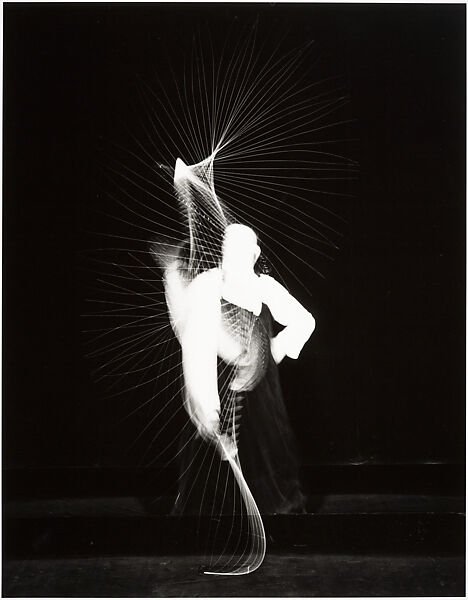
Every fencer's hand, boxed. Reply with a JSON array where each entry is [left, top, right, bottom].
[[270, 335, 286, 364], [216, 433, 238, 461], [197, 417, 220, 442]]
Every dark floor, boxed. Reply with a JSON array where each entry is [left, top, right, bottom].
[[3, 553, 465, 597], [3, 493, 465, 518], [3, 465, 465, 597]]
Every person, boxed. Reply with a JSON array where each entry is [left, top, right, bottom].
[[163, 218, 315, 515]]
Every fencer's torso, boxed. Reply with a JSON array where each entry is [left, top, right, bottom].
[[164, 263, 314, 371], [165, 265, 265, 362]]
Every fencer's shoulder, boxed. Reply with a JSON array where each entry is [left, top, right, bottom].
[[259, 274, 289, 295], [259, 273, 276, 286]]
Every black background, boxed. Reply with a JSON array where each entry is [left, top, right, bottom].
[[3, 3, 465, 474]]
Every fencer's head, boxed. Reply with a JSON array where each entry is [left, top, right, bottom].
[[222, 224, 261, 271]]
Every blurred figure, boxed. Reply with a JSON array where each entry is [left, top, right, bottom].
[[155, 157, 315, 516]]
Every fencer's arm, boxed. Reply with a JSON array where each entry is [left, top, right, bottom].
[[180, 271, 221, 437], [260, 274, 315, 364]]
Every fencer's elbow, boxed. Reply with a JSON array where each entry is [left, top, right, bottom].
[[304, 311, 316, 337], [283, 311, 315, 360]]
